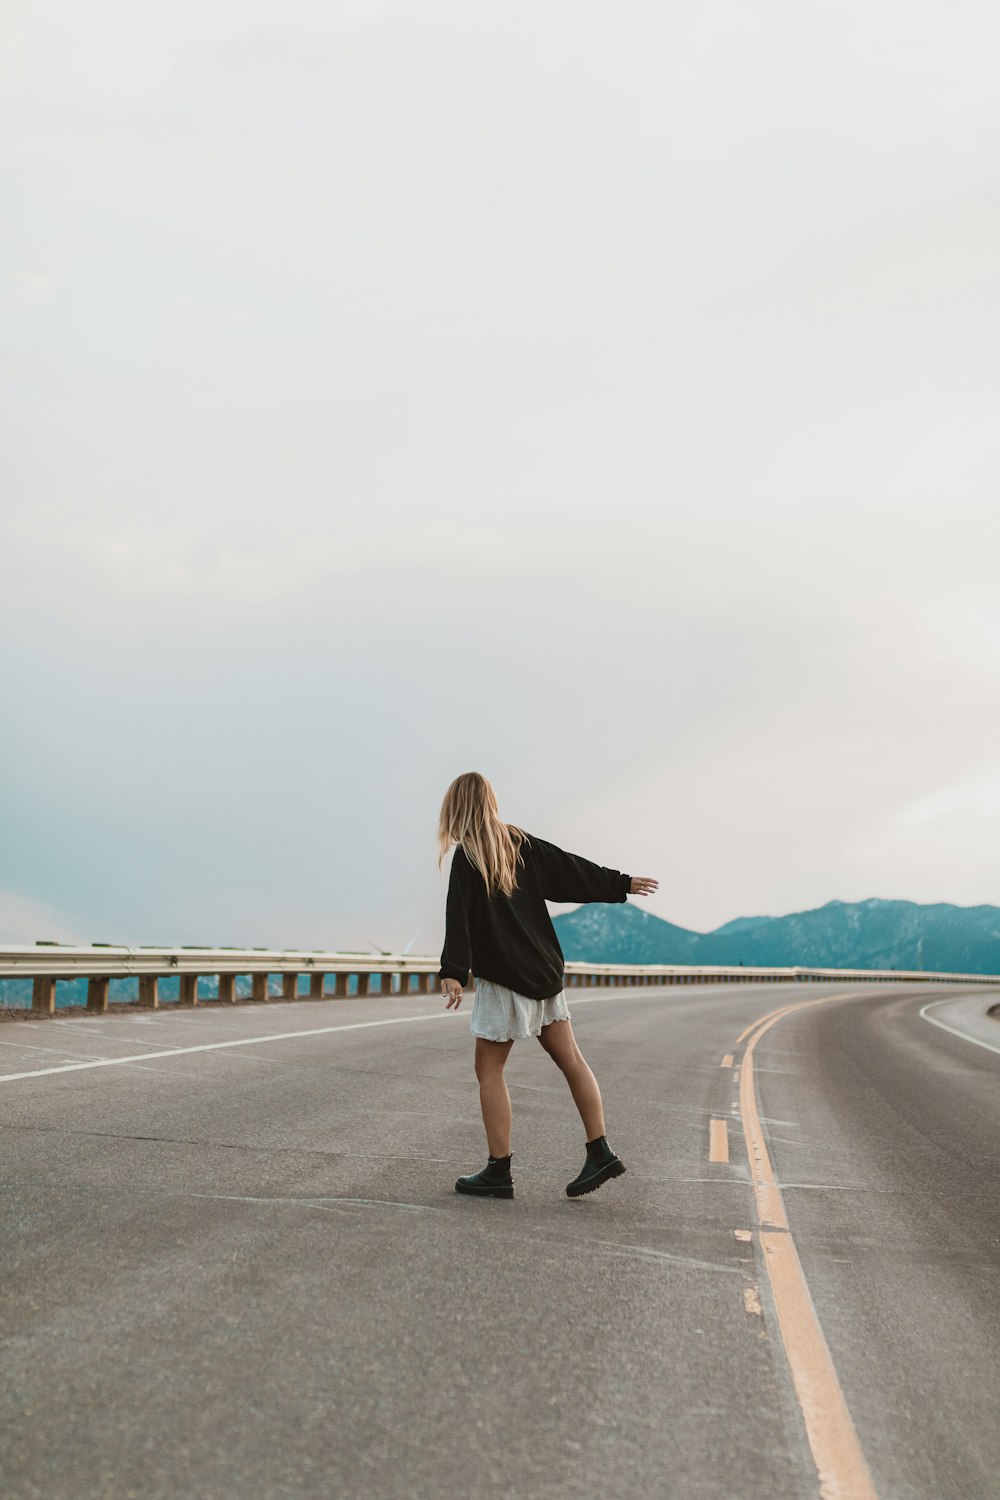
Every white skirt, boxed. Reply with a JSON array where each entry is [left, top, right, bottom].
[[469, 976, 571, 1042]]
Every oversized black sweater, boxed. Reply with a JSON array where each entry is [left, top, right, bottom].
[[438, 831, 631, 1000]]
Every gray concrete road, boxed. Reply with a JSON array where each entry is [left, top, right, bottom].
[[1, 981, 998, 1499]]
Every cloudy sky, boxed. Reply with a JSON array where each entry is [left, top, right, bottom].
[[3, 1, 999, 955]]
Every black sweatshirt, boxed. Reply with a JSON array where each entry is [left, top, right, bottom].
[[438, 832, 631, 1000]]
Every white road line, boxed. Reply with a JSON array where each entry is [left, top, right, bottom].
[[0, 1012, 454, 1082], [919, 1000, 1000, 1057], [0, 990, 644, 1086], [0, 987, 663, 1084], [0, 985, 678, 1084], [0, 983, 838, 1086]]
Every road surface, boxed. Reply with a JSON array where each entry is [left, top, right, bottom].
[[2, 980, 998, 1499]]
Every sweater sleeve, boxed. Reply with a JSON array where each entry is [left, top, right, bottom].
[[531, 836, 631, 905], [438, 848, 473, 985]]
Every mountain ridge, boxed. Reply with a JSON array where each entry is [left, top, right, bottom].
[[552, 895, 1000, 974]]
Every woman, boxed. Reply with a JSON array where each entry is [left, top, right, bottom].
[[437, 771, 659, 1200]]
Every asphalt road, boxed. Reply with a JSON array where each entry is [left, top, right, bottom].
[[1, 980, 998, 1500]]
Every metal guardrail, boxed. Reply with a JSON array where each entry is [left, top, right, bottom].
[[0, 945, 997, 1016]]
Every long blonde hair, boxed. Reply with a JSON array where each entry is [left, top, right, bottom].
[[436, 772, 528, 899]]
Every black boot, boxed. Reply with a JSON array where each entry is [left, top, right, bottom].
[[455, 1152, 514, 1199], [566, 1135, 626, 1198]]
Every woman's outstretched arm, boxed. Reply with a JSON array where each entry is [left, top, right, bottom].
[[532, 835, 657, 905]]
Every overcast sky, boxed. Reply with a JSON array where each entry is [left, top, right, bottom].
[[3, 1, 999, 955]]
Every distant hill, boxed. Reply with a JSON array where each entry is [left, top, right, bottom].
[[552, 896, 1000, 975], [708, 915, 776, 938]]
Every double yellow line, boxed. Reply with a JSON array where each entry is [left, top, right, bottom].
[[732, 995, 878, 1500]]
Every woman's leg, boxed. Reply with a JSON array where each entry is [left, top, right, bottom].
[[474, 1037, 515, 1157], [536, 1019, 606, 1140]]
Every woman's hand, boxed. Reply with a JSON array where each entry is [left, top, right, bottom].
[[442, 978, 465, 1009], [629, 876, 659, 896]]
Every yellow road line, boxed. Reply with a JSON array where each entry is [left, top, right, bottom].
[[709, 1117, 729, 1162], [721, 1053, 734, 1067], [736, 997, 807, 1047], [738, 995, 878, 1499]]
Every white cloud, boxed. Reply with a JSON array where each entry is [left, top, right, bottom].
[[3, 0, 1000, 941], [0, 890, 84, 946], [899, 769, 1000, 831], [4, 270, 64, 310]]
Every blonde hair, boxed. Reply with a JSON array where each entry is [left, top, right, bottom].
[[436, 772, 528, 899]]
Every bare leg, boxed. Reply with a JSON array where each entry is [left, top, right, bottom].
[[536, 1019, 606, 1140], [474, 1037, 515, 1157]]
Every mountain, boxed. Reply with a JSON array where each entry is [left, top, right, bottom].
[[551, 902, 701, 965], [708, 915, 776, 938], [552, 896, 1000, 975]]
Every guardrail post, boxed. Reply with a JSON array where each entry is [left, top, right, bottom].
[[252, 973, 269, 1002], [88, 977, 110, 1012], [282, 974, 298, 1002], [309, 973, 325, 1000], [179, 975, 198, 1006], [32, 976, 56, 1014], [139, 976, 160, 1009], [217, 975, 236, 1004]]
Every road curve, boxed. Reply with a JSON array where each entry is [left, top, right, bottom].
[[1, 980, 997, 1499]]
